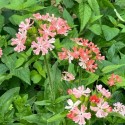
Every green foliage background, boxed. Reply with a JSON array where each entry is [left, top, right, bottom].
[[0, 0, 125, 124]]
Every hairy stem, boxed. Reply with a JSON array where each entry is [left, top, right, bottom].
[[44, 55, 54, 101]]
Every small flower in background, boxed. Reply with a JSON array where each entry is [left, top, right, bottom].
[[108, 73, 122, 86], [96, 84, 111, 98], [0, 48, 2, 57], [62, 71, 75, 81], [65, 99, 81, 111], [67, 105, 91, 125], [90, 98, 111, 118], [113, 102, 125, 116]]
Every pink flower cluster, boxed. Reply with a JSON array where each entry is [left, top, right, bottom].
[[58, 38, 105, 72], [113, 102, 125, 116], [11, 13, 70, 55], [11, 18, 34, 52], [65, 85, 112, 125], [107, 73, 122, 86]]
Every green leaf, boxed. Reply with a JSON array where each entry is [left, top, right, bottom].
[[12, 67, 31, 85], [114, 9, 125, 22], [22, 114, 41, 124], [33, 61, 46, 78], [15, 57, 25, 68], [63, 0, 74, 8], [56, 0, 62, 5], [89, 24, 102, 35], [35, 100, 51, 106], [5, 0, 24, 10], [102, 64, 125, 73], [3, 27, 16, 37], [88, 0, 100, 15], [0, 0, 9, 9], [90, 15, 102, 23], [0, 87, 20, 107], [47, 112, 67, 122], [102, 0, 114, 8], [0, 64, 8, 74], [9, 14, 31, 25], [76, 3, 92, 31], [102, 25, 120, 41], [55, 95, 70, 104], [68, 63, 76, 76], [0, 74, 12, 85], [63, 9, 74, 27], [0, 15, 4, 32], [30, 70, 42, 84]]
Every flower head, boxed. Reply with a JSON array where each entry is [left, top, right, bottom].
[[62, 71, 75, 81], [0, 48, 2, 57]]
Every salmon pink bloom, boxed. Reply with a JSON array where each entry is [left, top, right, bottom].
[[62, 71, 75, 81], [58, 48, 68, 60], [65, 99, 81, 111], [71, 105, 91, 125], [39, 24, 56, 39], [86, 60, 97, 72], [0, 48, 2, 57], [31, 37, 55, 55], [33, 13, 42, 20], [96, 85, 111, 98], [90, 99, 111, 118], [108, 74, 122, 86]]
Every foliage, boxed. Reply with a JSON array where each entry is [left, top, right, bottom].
[[0, 0, 125, 124]]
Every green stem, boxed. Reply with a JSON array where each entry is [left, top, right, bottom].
[[44, 55, 55, 101], [79, 67, 82, 86]]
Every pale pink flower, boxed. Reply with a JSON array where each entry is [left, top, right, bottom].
[[0, 48, 2, 57], [113, 102, 125, 116], [65, 99, 81, 111], [71, 86, 91, 98], [71, 38, 83, 46], [96, 85, 111, 98], [19, 18, 34, 31], [62, 71, 75, 81], [71, 105, 91, 125], [78, 58, 87, 69], [90, 99, 111, 118], [11, 31, 27, 52], [31, 37, 55, 55], [39, 24, 56, 39]]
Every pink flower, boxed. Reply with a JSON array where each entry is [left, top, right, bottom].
[[0, 48, 2, 57], [71, 105, 91, 125], [70, 86, 91, 98], [86, 60, 97, 72], [65, 99, 81, 111], [90, 99, 111, 118], [11, 31, 27, 52], [113, 102, 125, 116], [108, 74, 122, 86], [19, 18, 34, 31], [39, 24, 56, 39], [96, 85, 111, 98], [58, 48, 68, 60], [31, 37, 55, 55], [51, 18, 70, 35], [71, 47, 80, 59], [62, 71, 75, 81], [33, 13, 42, 20]]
